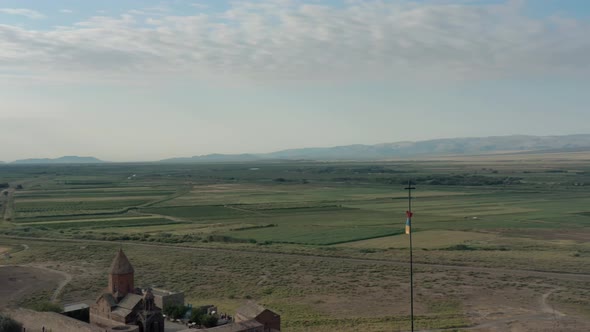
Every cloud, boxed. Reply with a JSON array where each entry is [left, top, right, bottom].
[[60, 9, 74, 14], [190, 3, 209, 10], [0, 8, 45, 19], [128, 5, 170, 17], [0, 1, 589, 83]]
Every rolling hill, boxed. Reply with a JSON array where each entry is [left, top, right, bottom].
[[12, 156, 104, 164], [161, 134, 590, 162]]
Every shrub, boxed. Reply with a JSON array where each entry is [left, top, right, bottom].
[[164, 304, 189, 319], [0, 314, 22, 332], [28, 301, 63, 313], [189, 308, 218, 327], [201, 314, 219, 328], [190, 307, 208, 323], [444, 244, 475, 251]]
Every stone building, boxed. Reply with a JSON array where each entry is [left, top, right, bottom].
[[152, 287, 185, 309], [90, 249, 165, 332], [235, 301, 281, 332]]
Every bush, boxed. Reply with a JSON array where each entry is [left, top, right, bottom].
[[164, 304, 189, 320], [444, 244, 475, 251], [27, 301, 63, 313], [0, 314, 22, 332], [201, 314, 219, 328], [190, 307, 208, 323], [205, 235, 251, 244], [189, 308, 218, 327]]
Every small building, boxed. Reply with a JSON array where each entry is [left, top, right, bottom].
[[196, 304, 218, 315], [235, 301, 280, 332], [152, 287, 184, 309], [63, 302, 90, 322]]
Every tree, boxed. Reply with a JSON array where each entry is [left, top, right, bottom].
[[189, 307, 208, 324], [0, 314, 23, 332], [163, 304, 188, 320], [200, 314, 218, 328]]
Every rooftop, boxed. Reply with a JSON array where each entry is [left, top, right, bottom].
[[235, 301, 266, 319], [63, 303, 90, 312], [109, 249, 134, 275], [117, 293, 143, 310]]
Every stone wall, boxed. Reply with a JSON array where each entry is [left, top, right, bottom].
[[153, 290, 184, 309], [6, 308, 104, 332]]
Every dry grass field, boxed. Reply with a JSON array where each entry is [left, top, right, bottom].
[[0, 265, 65, 309]]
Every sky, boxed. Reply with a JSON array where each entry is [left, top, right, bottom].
[[1, 0, 589, 162]]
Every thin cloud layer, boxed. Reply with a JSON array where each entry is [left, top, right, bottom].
[[0, 8, 45, 19], [0, 0, 589, 82]]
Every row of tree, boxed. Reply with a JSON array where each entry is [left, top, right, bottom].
[[163, 304, 219, 328]]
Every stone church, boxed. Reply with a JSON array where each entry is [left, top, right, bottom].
[[90, 249, 164, 332]]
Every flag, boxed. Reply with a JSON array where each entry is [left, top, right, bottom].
[[405, 211, 413, 234]]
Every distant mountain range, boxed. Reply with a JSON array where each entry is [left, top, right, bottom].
[[5, 135, 590, 164], [160, 134, 590, 162], [160, 153, 265, 163], [11, 156, 104, 164]]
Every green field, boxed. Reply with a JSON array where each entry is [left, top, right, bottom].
[[1, 158, 589, 331]]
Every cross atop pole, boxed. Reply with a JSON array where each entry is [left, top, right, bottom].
[[404, 180, 416, 332], [405, 180, 415, 212]]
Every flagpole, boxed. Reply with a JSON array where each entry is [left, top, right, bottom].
[[405, 180, 416, 332]]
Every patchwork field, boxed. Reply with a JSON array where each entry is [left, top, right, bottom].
[[1, 158, 589, 331]]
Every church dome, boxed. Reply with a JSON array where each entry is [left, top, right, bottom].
[[109, 249, 135, 275]]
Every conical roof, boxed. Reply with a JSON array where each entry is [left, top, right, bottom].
[[143, 288, 154, 300], [109, 249, 134, 275]]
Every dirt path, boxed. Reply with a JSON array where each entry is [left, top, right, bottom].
[[17, 215, 159, 226], [138, 185, 192, 208], [137, 212, 191, 222], [50, 269, 72, 302], [540, 288, 565, 317], [225, 205, 270, 217], [16, 196, 167, 203], [30, 265, 73, 302]]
